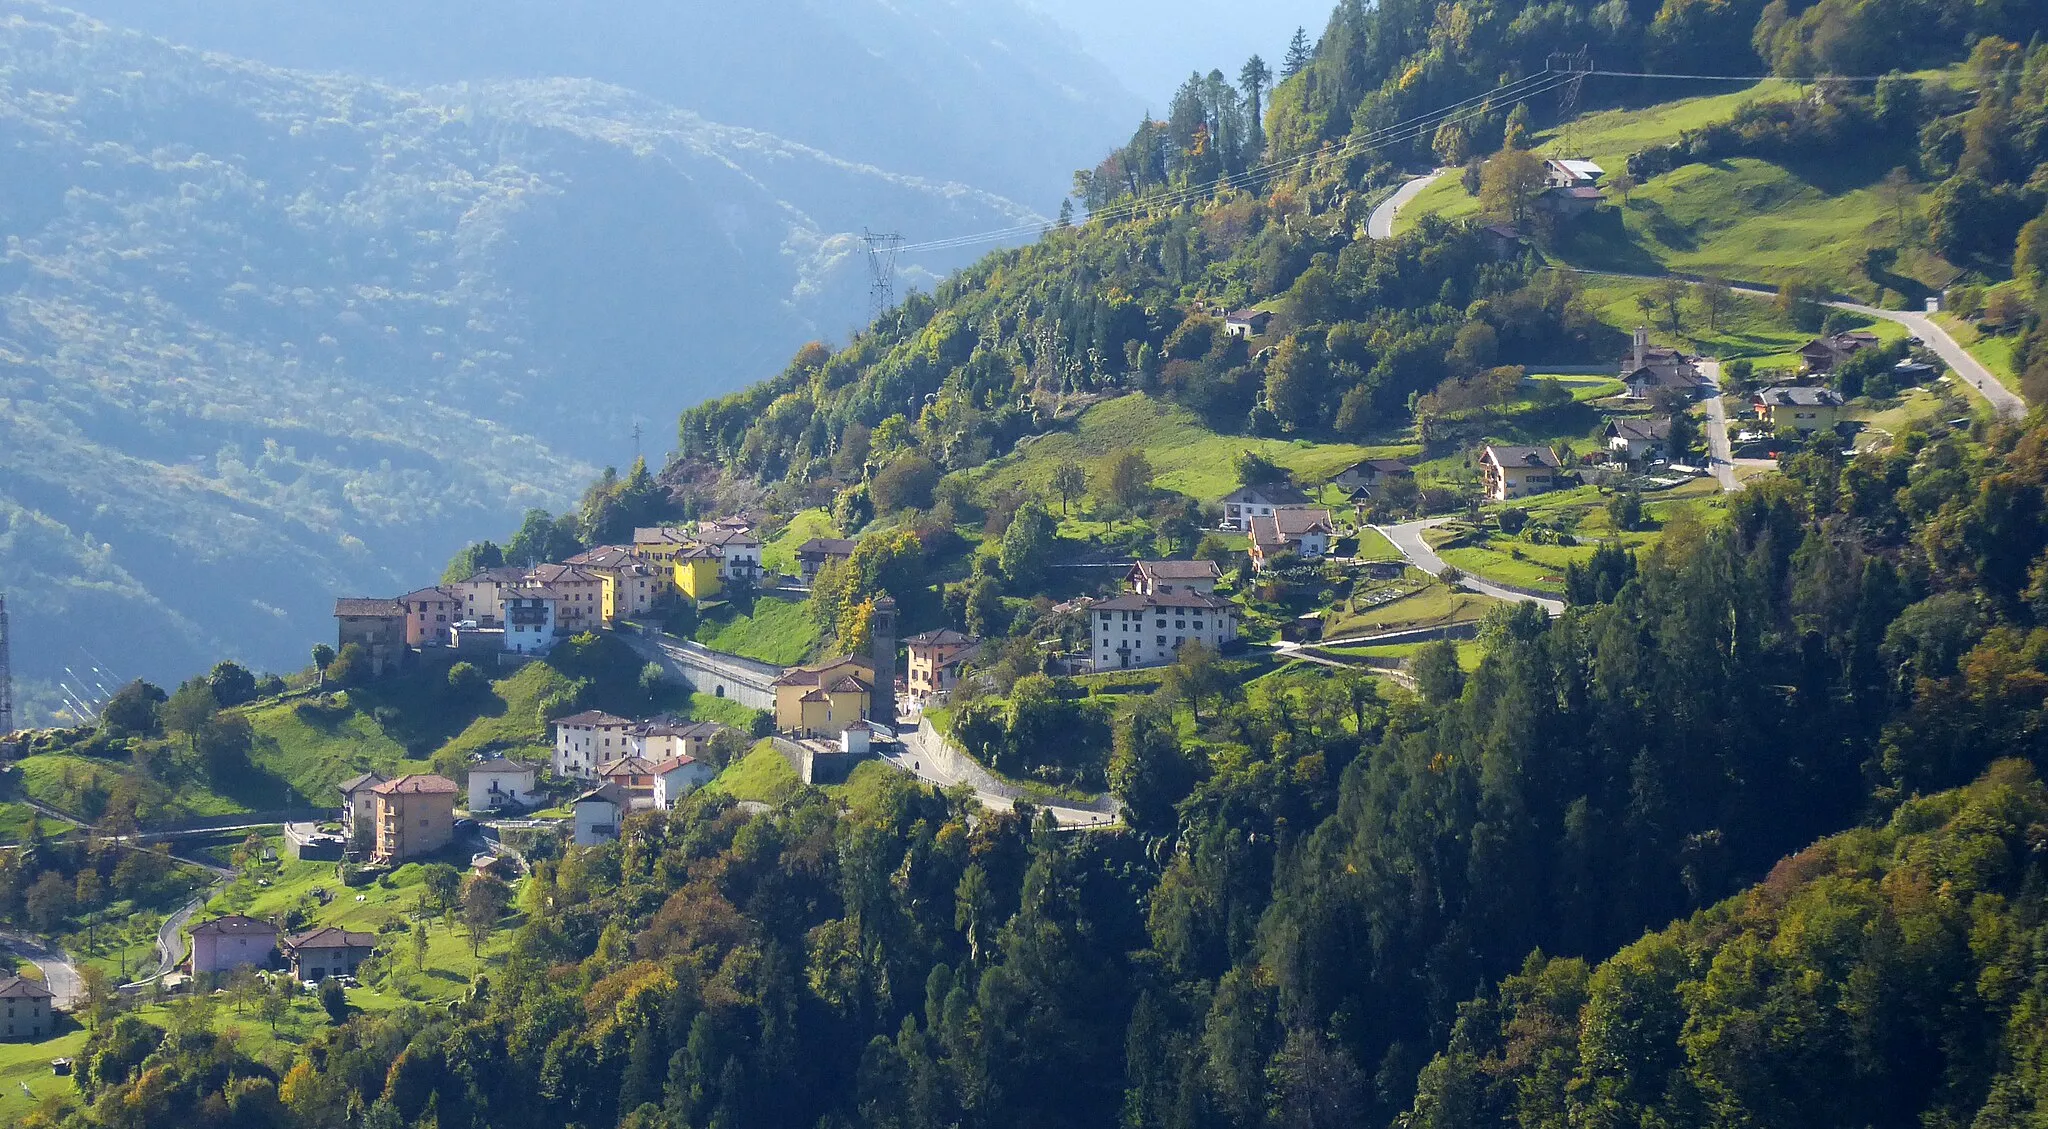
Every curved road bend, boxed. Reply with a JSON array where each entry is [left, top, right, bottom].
[[1568, 269, 2026, 421], [890, 724, 1119, 831], [1368, 169, 1449, 240], [1376, 518, 1568, 616]]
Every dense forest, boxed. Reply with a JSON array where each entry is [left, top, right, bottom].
[[21, 0, 2048, 1126]]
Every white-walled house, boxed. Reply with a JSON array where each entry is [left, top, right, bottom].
[[1089, 591, 1240, 671], [573, 783, 627, 846], [553, 710, 638, 779], [1220, 484, 1310, 532], [467, 757, 539, 812], [651, 754, 717, 808], [502, 587, 562, 654], [188, 915, 279, 976], [1249, 508, 1336, 572]]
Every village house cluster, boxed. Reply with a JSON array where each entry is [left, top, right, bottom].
[[334, 519, 765, 670]]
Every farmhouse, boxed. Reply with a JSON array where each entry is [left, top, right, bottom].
[[1223, 309, 1275, 339], [1125, 559, 1223, 596], [332, 598, 407, 676], [1481, 445, 1562, 501], [280, 928, 376, 983], [1754, 385, 1844, 434], [188, 915, 278, 976], [0, 976, 55, 1040], [1606, 417, 1673, 464], [1220, 483, 1310, 531], [796, 538, 858, 581], [1249, 508, 1337, 573], [1800, 331, 1881, 375], [1329, 458, 1413, 493], [573, 783, 628, 846], [468, 757, 539, 813]]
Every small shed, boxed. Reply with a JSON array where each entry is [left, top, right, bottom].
[[841, 721, 874, 756]]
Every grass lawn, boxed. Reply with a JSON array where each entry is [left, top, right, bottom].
[[761, 508, 838, 576], [1931, 313, 2023, 393], [966, 394, 1417, 503], [1402, 79, 1964, 299], [1844, 385, 1960, 450], [1327, 584, 1502, 637], [1432, 480, 1730, 593], [0, 1024, 89, 1123], [704, 740, 800, 805], [1351, 528, 1402, 562], [435, 662, 578, 762], [1579, 278, 1896, 365], [694, 596, 821, 666], [0, 801, 61, 840], [246, 695, 417, 803], [1324, 640, 1485, 672], [15, 754, 253, 821]]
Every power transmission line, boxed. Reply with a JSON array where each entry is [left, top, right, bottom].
[[0, 594, 12, 735], [896, 66, 1579, 256], [861, 229, 905, 323]]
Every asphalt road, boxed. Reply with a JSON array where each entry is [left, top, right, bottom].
[[890, 723, 1119, 830], [1377, 518, 1567, 615], [1697, 359, 1744, 493], [0, 931, 83, 1008], [1368, 168, 1448, 239]]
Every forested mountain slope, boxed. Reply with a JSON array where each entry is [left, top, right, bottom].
[[48, 0, 1142, 203], [0, 1, 1042, 717]]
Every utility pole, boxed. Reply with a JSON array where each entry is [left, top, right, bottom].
[[1549, 48, 1594, 154], [631, 422, 644, 466], [0, 593, 13, 736], [861, 228, 905, 325]]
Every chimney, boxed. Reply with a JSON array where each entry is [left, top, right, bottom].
[[869, 595, 897, 728], [1633, 326, 1648, 372]]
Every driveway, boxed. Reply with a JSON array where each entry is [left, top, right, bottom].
[[0, 931, 83, 1008], [1368, 169, 1448, 239], [1696, 359, 1744, 493], [1377, 518, 1567, 615]]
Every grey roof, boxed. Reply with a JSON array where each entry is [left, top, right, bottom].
[[575, 782, 629, 808], [1222, 483, 1309, 506], [334, 598, 405, 618], [1484, 445, 1562, 469], [337, 772, 387, 796], [1091, 591, 1236, 613], [797, 538, 859, 557], [283, 927, 377, 952], [190, 915, 277, 938], [1607, 418, 1673, 442], [1758, 385, 1843, 408], [0, 975, 54, 1000], [1131, 560, 1223, 581]]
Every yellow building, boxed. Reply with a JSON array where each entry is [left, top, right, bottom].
[[773, 656, 874, 737], [673, 547, 724, 602], [370, 774, 458, 863], [567, 546, 663, 623]]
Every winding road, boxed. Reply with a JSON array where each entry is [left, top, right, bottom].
[[891, 722, 1120, 830], [0, 931, 83, 1008], [1376, 518, 1567, 616], [1368, 168, 1448, 239]]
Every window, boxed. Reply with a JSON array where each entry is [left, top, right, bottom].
[[1157, 636, 1167, 647]]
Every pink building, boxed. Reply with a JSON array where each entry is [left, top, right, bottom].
[[188, 915, 278, 976]]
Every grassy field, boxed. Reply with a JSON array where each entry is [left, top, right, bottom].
[[1351, 528, 1402, 562], [1326, 583, 1501, 637], [967, 394, 1417, 503], [434, 662, 578, 763], [246, 695, 422, 803], [1324, 640, 1485, 671], [1844, 385, 1962, 451], [761, 508, 838, 575], [694, 596, 821, 666], [1931, 313, 2023, 393], [1400, 80, 1963, 298], [15, 754, 254, 820], [0, 1024, 89, 1123], [703, 740, 800, 805], [1431, 479, 1729, 593], [0, 801, 58, 840], [1578, 278, 1902, 366]]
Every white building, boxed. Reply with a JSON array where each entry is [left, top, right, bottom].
[[502, 587, 562, 654], [1220, 484, 1311, 532], [1089, 591, 1240, 671], [552, 710, 638, 779], [698, 525, 762, 582], [1250, 507, 1337, 573], [467, 757, 538, 813], [572, 783, 627, 846], [651, 754, 717, 808]]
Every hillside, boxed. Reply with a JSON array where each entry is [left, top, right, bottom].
[[1409, 761, 2048, 1129], [49, 0, 1142, 205], [0, 1, 1045, 719]]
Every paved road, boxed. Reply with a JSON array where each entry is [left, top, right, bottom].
[[891, 724, 1119, 831], [1378, 518, 1568, 615], [1829, 301, 2024, 420], [0, 931, 83, 1008], [1571, 269, 2026, 421], [1368, 169, 1448, 239], [1696, 359, 1744, 493]]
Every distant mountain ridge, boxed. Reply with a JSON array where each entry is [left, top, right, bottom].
[[46, 0, 1143, 203], [0, 0, 1062, 719]]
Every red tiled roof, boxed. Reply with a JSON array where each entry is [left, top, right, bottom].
[[369, 774, 458, 796]]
